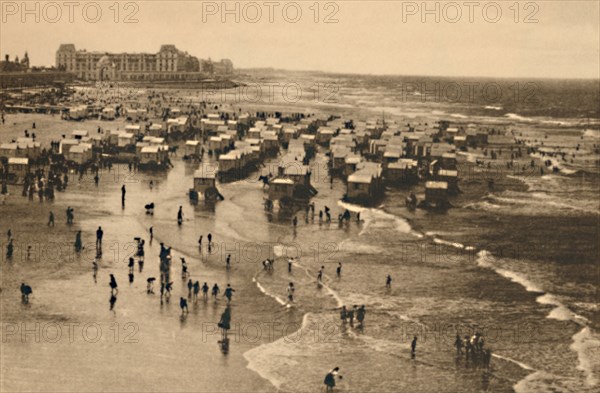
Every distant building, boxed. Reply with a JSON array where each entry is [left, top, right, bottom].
[[0, 52, 30, 72], [0, 51, 74, 89], [56, 44, 233, 81]]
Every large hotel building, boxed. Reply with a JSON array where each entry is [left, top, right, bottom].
[[56, 44, 233, 81]]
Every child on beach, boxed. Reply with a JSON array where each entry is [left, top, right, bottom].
[[324, 367, 342, 392], [202, 282, 209, 301], [212, 283, 220, 300], [224, 284, 235, 303]]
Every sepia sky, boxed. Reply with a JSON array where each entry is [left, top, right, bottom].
[[1, 0, 599, 78]]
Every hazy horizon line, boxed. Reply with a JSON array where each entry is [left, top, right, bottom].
[[237, 67, 600, 82]]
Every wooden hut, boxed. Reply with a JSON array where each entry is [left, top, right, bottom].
[[138, 146, 169, 169], [190, 163, 222, 202], [59, 139, 80, 155], [65, 144, 93, 165], [346, 162, 384, 204], [184, 140, 201, 159], [424, 181, 449, 208], [6, 157, 29, 184], [385, 159, 419, 185]]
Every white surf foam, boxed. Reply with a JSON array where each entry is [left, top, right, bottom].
[[570, 327, 600, 387]]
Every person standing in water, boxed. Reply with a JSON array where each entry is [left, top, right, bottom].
[[177, 206, 183, 225], [121, 185, 126, 208], [347, 306, 355, 326], [340, 306, 347, 324], [317, 266, 324, 283], [455, 334, 463, 355], [357, 305, 366, 327]]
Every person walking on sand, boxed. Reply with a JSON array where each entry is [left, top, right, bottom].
[[121, 185, 126, 207], [181, 257, 188, 278], [165, 281, 173, 302], [207, 233, 212, 245], [386, 274, 392, 288], [224, 284, 235, 303], [6, 239, 13, 259], [74, 231, 83, 252], [177, 206, 183, 225], [96, 226, 103, 251], [323, 367, 342, 392], [128, 257, 135, 274], [218, 306, 231, 340], [212, 283, 220, 300], [109, 293, 117, 311], [147, 277, 156, 294], [47, 211, 54, 227], [109, 274, 118, 295], [287, 257, 293, 273], [198, 235, 203, 251], [336, 263, 342, 278], [202, 282, 209, 301], [193, 281, 200, 302], [187, 279, 193, 298], [180, 297, 189, 315], [411, 336, 417, 359], [226, 254, 231, 270], [287, 282, 295, 303], [20, 283, 32, 303]]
